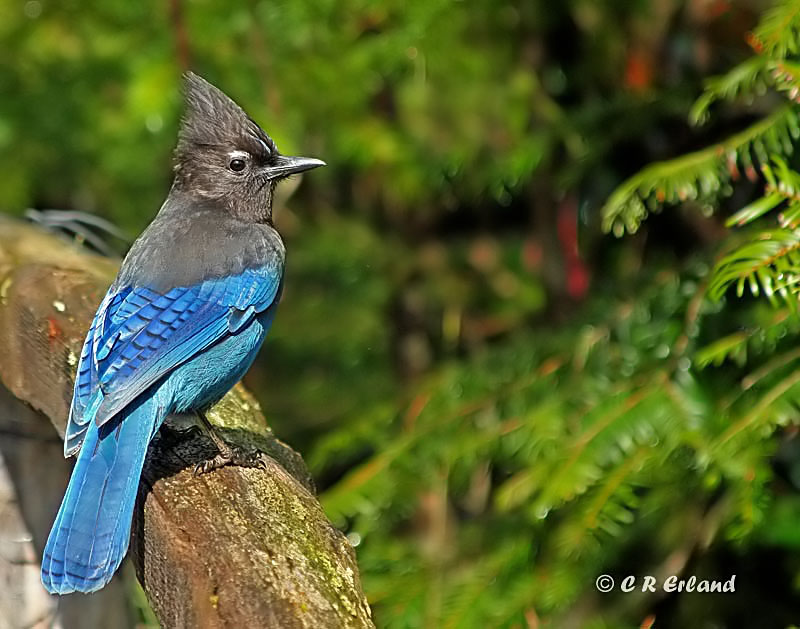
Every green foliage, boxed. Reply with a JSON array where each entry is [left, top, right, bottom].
[[592, 5, 800, 623], [7, 0, 800, 627], [602, 0, 800, 238], [752, 0, 800, 60], [690, 56, 772, 125], [603, 0, 800, 313], [0, 0, 573, 228], [601, 105, 800, 236], [709, 228, 800, 305], [318, 261, 800, 626]]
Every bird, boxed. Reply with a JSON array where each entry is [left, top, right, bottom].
[[40, 72, 324, 595]]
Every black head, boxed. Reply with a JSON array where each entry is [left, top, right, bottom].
[[173, 72, 324, 222]]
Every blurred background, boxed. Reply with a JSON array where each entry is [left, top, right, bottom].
[[4, 0, 800, 626]]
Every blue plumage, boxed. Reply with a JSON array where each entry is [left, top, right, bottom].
[[41, 72, 324, 595], [42, 395, 160, 593], [43, 270, 280, 594]]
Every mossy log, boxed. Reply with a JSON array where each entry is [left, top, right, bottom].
[[0, 216, 373, 629]]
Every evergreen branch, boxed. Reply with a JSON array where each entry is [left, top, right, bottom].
[[583, 446, 650, 530], [726, 191, 784, 228], [690, 57, 800, 128], [440, 542, 529, 629], [714, 368, 800, 448], [751, 0, 800, 60], [726, 159, 800, 228], [695, 332, 750, 368], [690, 56, 771, 125], [526, 379, 677, 517], [771, 60, 800, 103], [494, 381, 645, 513], [602, 105, 800, 236], [321, 366, 558, 520], [778, 200, 800, 228], [763, 155, 800, 201], [707, 227, 800, 304], [741, 345, 800, 390], [694, 307, 800, 390]]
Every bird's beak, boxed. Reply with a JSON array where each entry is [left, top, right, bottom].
[[266, 155, 326, 179]]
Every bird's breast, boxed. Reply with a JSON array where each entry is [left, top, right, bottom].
[[160, 311, 272, 413]]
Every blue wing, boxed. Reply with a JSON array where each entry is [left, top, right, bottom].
[[64, 266, 281, 456], [65, 290, 124, 455]]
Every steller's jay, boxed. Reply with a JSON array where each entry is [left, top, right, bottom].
[[40, 72, 324, 594]]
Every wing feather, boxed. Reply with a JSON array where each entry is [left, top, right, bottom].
[[63, 266, 281, 455]]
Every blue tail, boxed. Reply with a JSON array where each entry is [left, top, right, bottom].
[[41, 394, 161, 594]]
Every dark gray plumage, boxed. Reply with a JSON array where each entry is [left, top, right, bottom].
[[119, 198, 286, 291], [120, 72, 322, 291]]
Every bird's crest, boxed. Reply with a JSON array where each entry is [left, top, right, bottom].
[[176, 72, 276, 161]]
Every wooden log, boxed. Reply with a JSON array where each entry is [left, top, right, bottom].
[[0, 216, 374, 629]]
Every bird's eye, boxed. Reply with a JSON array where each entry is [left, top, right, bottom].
[[229, 158, 247, 172]]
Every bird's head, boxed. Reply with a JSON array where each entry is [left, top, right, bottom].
[[173, 72, 324, 223]]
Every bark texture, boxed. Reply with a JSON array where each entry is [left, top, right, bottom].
[[0, 216, 373, 629]]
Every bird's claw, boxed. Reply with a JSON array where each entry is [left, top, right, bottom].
[[193, 445, 267, 476]]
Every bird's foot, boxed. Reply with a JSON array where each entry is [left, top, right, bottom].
[[193, 444, 266, 476], [192, 410, 267, 475]]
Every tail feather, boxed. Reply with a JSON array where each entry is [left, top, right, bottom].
[[42, 395, 160, 594]]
